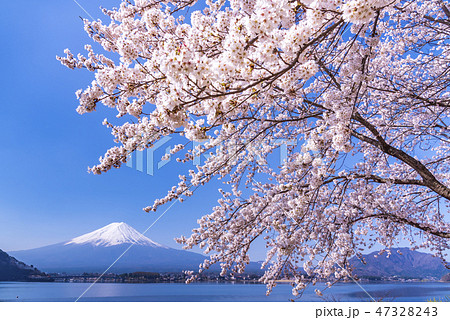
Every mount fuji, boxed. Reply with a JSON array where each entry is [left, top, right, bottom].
[[9, 222, 212, 274], [65, 222, 166, 248]]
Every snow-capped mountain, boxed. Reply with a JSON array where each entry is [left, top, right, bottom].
[[9, 222, 208, 273], [65, 222, 166, 248]]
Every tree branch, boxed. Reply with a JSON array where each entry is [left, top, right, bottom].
[[351, 112, 450, 200], [351, 211, 450, 239]]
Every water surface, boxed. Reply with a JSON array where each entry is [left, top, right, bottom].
[[0, 282, 449, 302]]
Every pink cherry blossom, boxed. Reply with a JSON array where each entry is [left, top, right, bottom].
[[58, 0, 450, 297]]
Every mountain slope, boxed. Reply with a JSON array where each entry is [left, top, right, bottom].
[[65, 222, 165, 248], [10, 242, 210, 273], [350, 248, 449, 279], [9, 222, 262, 274], [0, 249, 44, 281]]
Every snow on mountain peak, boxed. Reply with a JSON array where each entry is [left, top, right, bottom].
[[65, 222, 166, 248]]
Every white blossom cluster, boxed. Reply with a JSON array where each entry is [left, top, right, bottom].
[[59, 0, 450, 297]]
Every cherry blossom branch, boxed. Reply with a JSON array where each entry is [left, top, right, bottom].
[[351, 113, 450, 200]]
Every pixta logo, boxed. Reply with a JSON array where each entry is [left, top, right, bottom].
[[126, 137, 297, 176]]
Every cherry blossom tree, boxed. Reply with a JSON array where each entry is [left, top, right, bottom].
[[58, 0, 450, 296]]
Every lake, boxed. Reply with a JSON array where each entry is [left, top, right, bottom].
[[0, 281, 449, 302]]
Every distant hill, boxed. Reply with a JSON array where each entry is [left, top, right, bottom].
[[10, 222, 263, 274], [442, 273, 450, 282], [350, 248, 449, 279], [0, 249, 44, 281]]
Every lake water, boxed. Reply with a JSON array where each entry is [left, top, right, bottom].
[[0, 282, 449, 302]]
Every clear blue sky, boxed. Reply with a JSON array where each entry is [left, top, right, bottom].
[[0, 0, 259, 257]]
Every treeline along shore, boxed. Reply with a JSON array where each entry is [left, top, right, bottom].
[[40, 271, 450, 284], [46, 271, 264, 284]]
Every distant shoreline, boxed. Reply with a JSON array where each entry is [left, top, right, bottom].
[[4, 268, 449, 285], [3, 278, 447, 284]]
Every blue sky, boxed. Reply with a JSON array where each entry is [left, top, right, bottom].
[[0, 0, 246, 257]]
